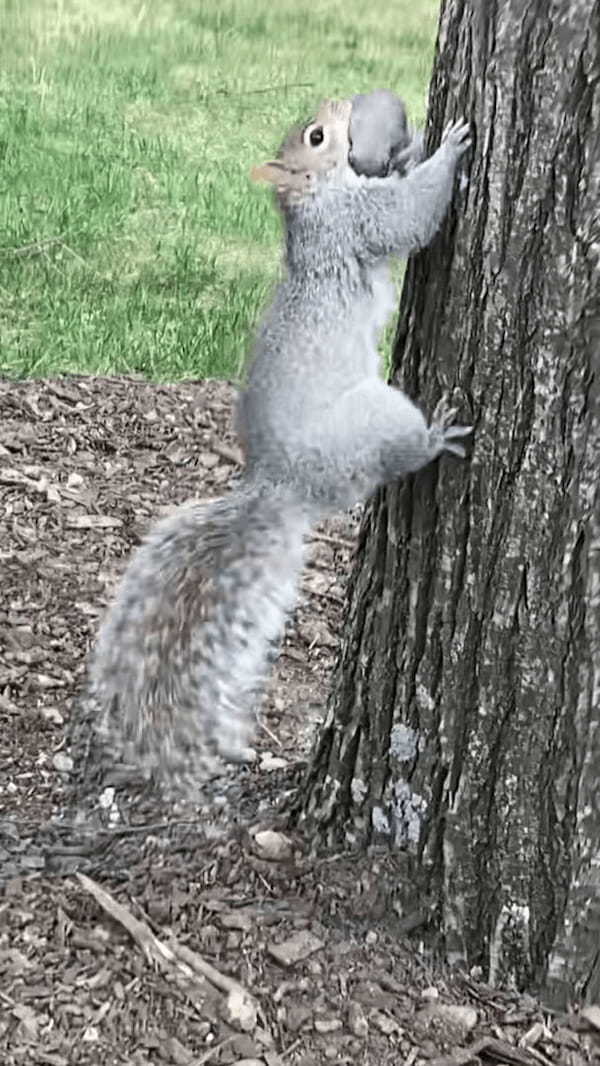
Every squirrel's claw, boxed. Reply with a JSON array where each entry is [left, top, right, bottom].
[[441, 119, 471, 156], [429, 394, 473, 459], [443, 424, 473, 440], [431, 394, 458, 429]]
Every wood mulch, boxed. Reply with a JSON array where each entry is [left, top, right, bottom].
[[1, 376, 599, 1065]]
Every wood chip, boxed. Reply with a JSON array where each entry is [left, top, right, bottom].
[[267, 932, 324, 968], [66, 514, 122, 529], [581, 1004, 600, 1031]]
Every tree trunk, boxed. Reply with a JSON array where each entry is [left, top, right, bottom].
[[299, 0, 599, 1000]]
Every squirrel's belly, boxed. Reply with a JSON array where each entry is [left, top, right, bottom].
[[370, 262, 396, 332], [351, 263, 396, 371]]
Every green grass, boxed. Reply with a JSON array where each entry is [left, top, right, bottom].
[[0, 0, 439, 380]]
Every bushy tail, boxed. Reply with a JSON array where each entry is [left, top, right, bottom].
[[85, 480, 309, 799]]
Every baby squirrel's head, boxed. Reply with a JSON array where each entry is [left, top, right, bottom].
[[251, 98, 353, 207]]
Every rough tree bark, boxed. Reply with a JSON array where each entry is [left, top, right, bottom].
[[299, 0, 599, 999]]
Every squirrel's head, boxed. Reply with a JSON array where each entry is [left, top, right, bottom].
[[251, 98, 353, 206], [349, 89, 409, 177]]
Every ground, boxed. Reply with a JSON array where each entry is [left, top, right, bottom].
[[1, 376, 599, 1066]]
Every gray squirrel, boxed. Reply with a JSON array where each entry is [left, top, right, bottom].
[[75, 96, 471, 804], [349, 88, 425, 177]]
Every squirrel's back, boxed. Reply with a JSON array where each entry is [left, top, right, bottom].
[[238, 177, 399, 511]]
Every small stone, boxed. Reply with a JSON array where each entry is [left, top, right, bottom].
[[52, 752, 73, 773], [420, 986, 439, 1001], [99, 787, 116, 810], [41, 706, 64, 725], [347, 1001, 368, 1038], [252, 830, 293, 862], [223, 987, 258, 1032], [259, 753, 288, 772]]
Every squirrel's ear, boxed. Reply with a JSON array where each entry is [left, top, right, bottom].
[[250, 161, 289, 184], [250, 162, 313, 201]]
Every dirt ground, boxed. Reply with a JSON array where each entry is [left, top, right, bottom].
[[1, 376, 599, 1066]]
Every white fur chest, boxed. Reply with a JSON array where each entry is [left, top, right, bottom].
[[370, 260, 396, 332], [354, 260, 396, 374]]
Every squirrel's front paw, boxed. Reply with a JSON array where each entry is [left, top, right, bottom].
[[441, 118, 471, 159], [429, 394, 473, 459], [392, 127, 425, 175]]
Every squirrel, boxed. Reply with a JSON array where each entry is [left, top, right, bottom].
[[349, 88, 425, 178], [72, 96, 472, 805]]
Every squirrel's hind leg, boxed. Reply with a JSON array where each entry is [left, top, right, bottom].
[[320, 378, 471, 501]]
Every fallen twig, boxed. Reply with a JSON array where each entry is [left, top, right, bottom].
[[77, 873, 258, 1031], [197, 1037, 236, 1064], [301, 580, 343, 605], [4, 235, 65, 258], [256, 715, 284, 748], [309, 530, 355, 550], [201, 81, 313, 98], [211, 441, 244, 465]]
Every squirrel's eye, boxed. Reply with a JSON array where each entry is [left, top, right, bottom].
[[309, 126, 324, 147]]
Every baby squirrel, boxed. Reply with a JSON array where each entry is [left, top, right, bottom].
[[76, 95, 471, 803], [350, 88, 425, 177]]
